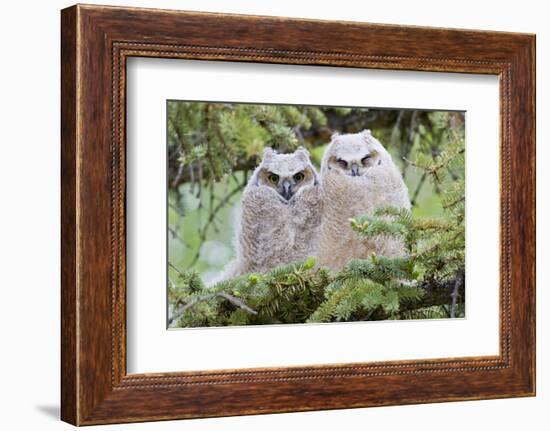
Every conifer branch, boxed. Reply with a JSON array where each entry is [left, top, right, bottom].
[[168, 291, 258, 326]]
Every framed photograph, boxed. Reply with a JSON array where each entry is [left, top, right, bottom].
[[61, 4, 535, 425]]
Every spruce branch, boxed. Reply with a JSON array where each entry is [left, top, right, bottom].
[[168, 290, 258, 326]]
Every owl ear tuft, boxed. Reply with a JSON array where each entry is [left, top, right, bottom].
[[262, 147, 276, 160], [330, 131, 340, 141], [295, 146, 310, 162]]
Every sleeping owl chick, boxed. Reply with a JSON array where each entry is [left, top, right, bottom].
[[220, 146, 322, 280], [317, 129, 410, 272]]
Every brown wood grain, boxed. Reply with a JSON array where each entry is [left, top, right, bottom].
[[60, 4, 536, 425], [60, 5, 78, 425]]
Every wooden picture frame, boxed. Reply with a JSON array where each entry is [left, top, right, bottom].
[[61, 4, 535, 425]]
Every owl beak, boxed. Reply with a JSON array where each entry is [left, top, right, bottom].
[[351, 163, 360, 177], [281, 180, 293, 200]]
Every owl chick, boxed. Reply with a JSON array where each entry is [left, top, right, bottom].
[[220, 146, 322, 280], [317, 130, 410, 271]]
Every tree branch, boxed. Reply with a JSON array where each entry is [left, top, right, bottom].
[[217, 292, 258, 315], [397, 278, 461, 317], [168, 261, 186, 278], [186, 181, 246, 269], [168, 290, 257, 325], [450, 270, 464, 318], [410, 172, 427, 207]]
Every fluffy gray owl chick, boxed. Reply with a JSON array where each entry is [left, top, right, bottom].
[[220, 147, 322, 280], [318, 130, 411, 271]]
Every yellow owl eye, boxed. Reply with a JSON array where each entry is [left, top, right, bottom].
[[337, 159, 348, 168], [361, 154, 371, 164], [293, 172, 304, 182], [268, 174, 279, 184]]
